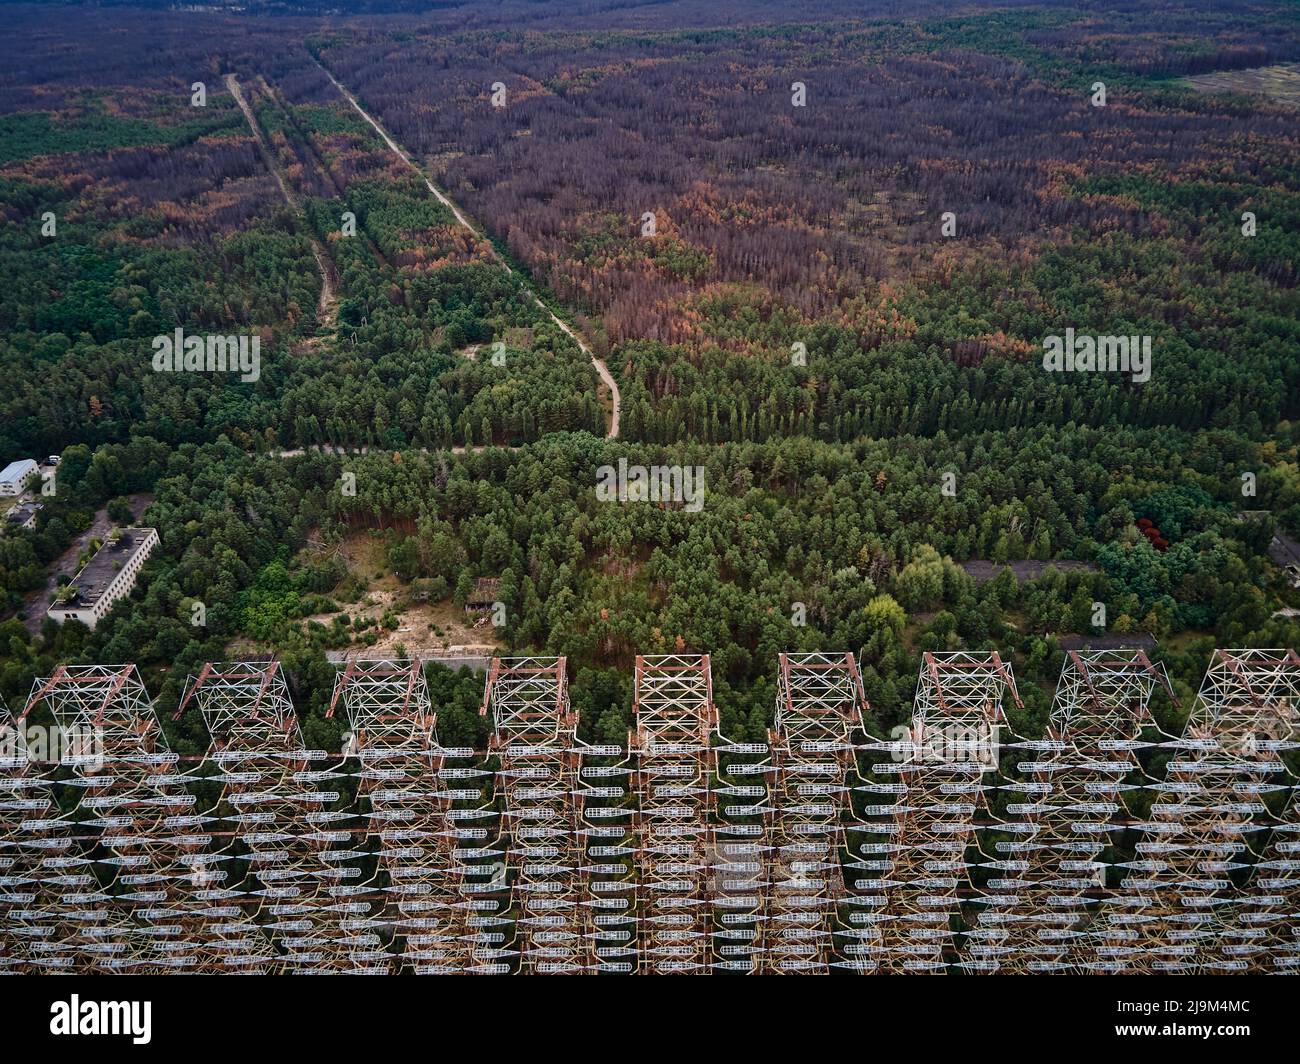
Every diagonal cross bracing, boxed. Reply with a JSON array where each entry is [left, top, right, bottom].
[[868, 651, 1021, 973], [0, 692, 102, 974], [633, 653, 716, 973], [332, 657, 491, 973], [483, 656, 591, 973], [1094, 649, 1299, 973], [18, 665, 240, 972], [758, 651, 868, 973], [968, 651, 1173, 973], [183, 660, 369, 973]]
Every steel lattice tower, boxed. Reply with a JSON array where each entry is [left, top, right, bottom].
[[865, 651, 1020, 973], [708, 706, 769, 974], [967, 650, 1174, 973], [1183, 649, 1299, 972], [177, 660, 371, 973], [1091, 649, 1299, 973], [481, 656, 593, 973], [19, 665, 229, 972], [0, 692, 100, 974], [329, 657, 489, 973], [5, 646, 1298, 974], [577, 707, 637, 974], [755, 651, 868, 973], [1235, 780, 1300, 973], [632, 653, 716, 973]]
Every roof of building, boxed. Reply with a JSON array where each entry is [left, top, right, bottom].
[[59, 528, 157, 608], [5, 501, 43, 523], [0, 458, 38, 483], [1268, 532, 1300, 569]]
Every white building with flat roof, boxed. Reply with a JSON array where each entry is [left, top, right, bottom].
[[48, 527, 159, 629], [0, 459, 38, 497]]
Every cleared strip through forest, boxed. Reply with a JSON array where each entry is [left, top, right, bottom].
[[314, 59, 621, 439], [225, 73, 339, 329]]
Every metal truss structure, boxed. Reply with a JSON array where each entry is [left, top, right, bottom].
[[708, 704, 769, 974], [632, 654, 717, 973], [177, 660, 370, 973], [1092, 649, 1300, 973], [482, 656, 591, 973], [14, 665, 230, 972], [1171, 649, 1299, 973], [0, 692, 87, 974], [968, 650, 1174, 973], [1238, 787, 1300, 973], [866, 651, 1021, 973], [329, 657, 493, 974], [578, 741, 638, 973], [1, 681, 156, 967], [1223, 656, 1300, 974], [757, 652, 868, 973], [576, 703, 638, 975], [4, 647, 1299, 975]]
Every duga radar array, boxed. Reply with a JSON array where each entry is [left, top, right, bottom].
[[1, 649, 1297, 973]]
